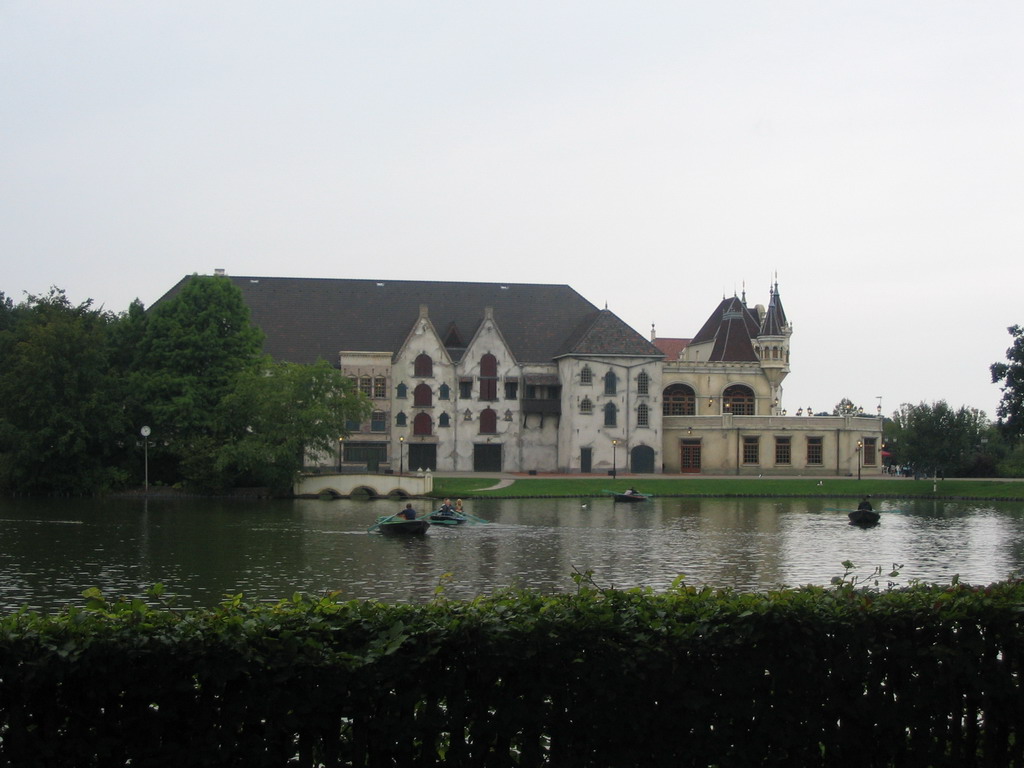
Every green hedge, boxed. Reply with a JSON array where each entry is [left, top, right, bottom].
[[1, 578, 1023, 767]]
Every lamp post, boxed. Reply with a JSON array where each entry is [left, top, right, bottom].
[[399, 436, 404, 476], [856, 440, 863, 481], [338, 436, 344, 472], [612, 439, 618, 479], [140, 426, 151, 493]]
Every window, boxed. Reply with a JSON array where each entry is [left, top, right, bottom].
[[396, 382, 407, 399], [345, 418, 361, 432], [479, 354, 498, 401], [663, 384, 696, 416], [604, 371, 617, 395], [807, 437, 823, 465], [775, 436, 791, 465], [724, 385, 756, 415], [438, 383, 451, 400], [459, 380, 472, 399], [413, 412, 432, 436], [396, 412, 407, 427], [359, 377, 372, 397], [413, 383, 432, 407], [373, 376, 387, 399], [863, 437, 877, 465], [580, 366, 593, 385], [604, 402, 617, 427], [743, 436, 760, 465], [480, 408, 497, 434], [504, 381, 518, 400], [439, 413, 450, 428], [580, 397, 593, 414], [370, 411, 386, 432], [414, 353, 433, 377], [637, 371, 650, 396], [637, 403, 649, 427]]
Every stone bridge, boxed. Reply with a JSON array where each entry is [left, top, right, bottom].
[[293, 471, 434, 499]]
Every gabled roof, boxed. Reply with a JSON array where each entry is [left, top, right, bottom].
[[557, 309, 664, 359], [709, 306, 759, 362], [155, 275, 656, 365]]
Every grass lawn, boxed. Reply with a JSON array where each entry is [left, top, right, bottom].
[[429, 476, 1024, 501]]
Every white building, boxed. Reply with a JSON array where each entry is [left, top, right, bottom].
[[159, 274, 883, 476]]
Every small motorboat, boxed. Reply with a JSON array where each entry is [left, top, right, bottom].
[[848, 509, 881, 527], [374, 517, 430, 535]]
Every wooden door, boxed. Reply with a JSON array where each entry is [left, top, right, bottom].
[[680, 440, 702, 474]]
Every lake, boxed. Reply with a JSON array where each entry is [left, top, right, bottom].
[[2, 495, 1023, 613]]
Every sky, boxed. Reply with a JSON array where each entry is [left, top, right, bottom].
[[2, 2, 1021, 419]]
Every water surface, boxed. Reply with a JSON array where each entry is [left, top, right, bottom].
[[1, 495, 1022, 613]]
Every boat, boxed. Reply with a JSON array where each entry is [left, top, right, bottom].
[[848, 509, 881, 526], [374, 517, 430, 535], [428, 511, 467, 526], [611, 492, 649, 503]]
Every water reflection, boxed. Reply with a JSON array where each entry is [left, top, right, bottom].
[[0, 495, 1022, 613]]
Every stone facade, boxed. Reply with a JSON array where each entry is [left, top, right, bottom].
[[158, 274, 883, 476]]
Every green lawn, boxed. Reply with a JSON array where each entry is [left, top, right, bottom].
[[429, 476, 1024, 501]]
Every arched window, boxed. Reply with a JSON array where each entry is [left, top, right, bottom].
[[438, 412, 450, 428], [663, 384, 696, 416], [373, 376, 387, 398], [413, 412, 432, 436], [359, 377, 372, 397], [479, 353, 498, 401], [370, 410, 386, 432], [413, 383, 432, 407], [414, 353, 433, 377], [637, 403, 650, 427], [396, 382, 407, 399], [580, 397, 593, 414], [580, 365, 593, 385], [604, 371, 617, 395], [636, 371, 650, 396], [396, 412, 407, 427], [438, 383, 451, 400], [604, 402, 617, 427], [724, 385, 756, 415], [480, 408, 497, 434]]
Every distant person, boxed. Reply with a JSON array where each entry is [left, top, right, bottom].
[[857, 496, 873, 512], [437, 498, 456, 517], [455, 499, 464, 515], [399, 503, 417, 520]]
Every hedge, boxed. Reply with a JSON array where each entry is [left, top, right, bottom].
[[1, 575, 1022, 767]]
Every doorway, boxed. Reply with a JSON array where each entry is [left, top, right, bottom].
[[681, 440, 702, 474]]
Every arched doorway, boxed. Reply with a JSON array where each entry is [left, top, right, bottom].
[[631, 445, 655, 473]]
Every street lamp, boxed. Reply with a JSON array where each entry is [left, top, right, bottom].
[[140, 426, 151, 493], [338, 436, 344, 472], [612, 439, 618, 479], [856, 440, 863, 481], [399, 436, 405, 476]]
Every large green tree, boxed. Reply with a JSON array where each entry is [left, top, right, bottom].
[[127, 275, 265, 486], [215, 360, 372, 492], [0, 289, 127, 493], [889, 401, 989, 478], [991, 324, 1024, 443]]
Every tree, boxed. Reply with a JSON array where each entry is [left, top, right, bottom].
[[0, 289, 127, 493], [832, 398, 865, 416], [889, 401, 989, 478], [991, 325, 1024, 444], [215, 360, 373, 492], [127, 275, 265, 485]]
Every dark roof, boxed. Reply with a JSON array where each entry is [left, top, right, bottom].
[[691, 295, 761, 347], [759, 282, 788, 336], [155, 275, 657, 365], [558, 309, 665, 359]]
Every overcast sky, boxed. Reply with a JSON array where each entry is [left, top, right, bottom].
[[3, 2, 1021, 419]]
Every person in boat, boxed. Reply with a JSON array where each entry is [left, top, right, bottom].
[[624, 487, 640, 496], [454, 498, 464, 515], [857, 495, 873, 512], [399, 503, 418, 520], [436, 498, 456, 517]]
